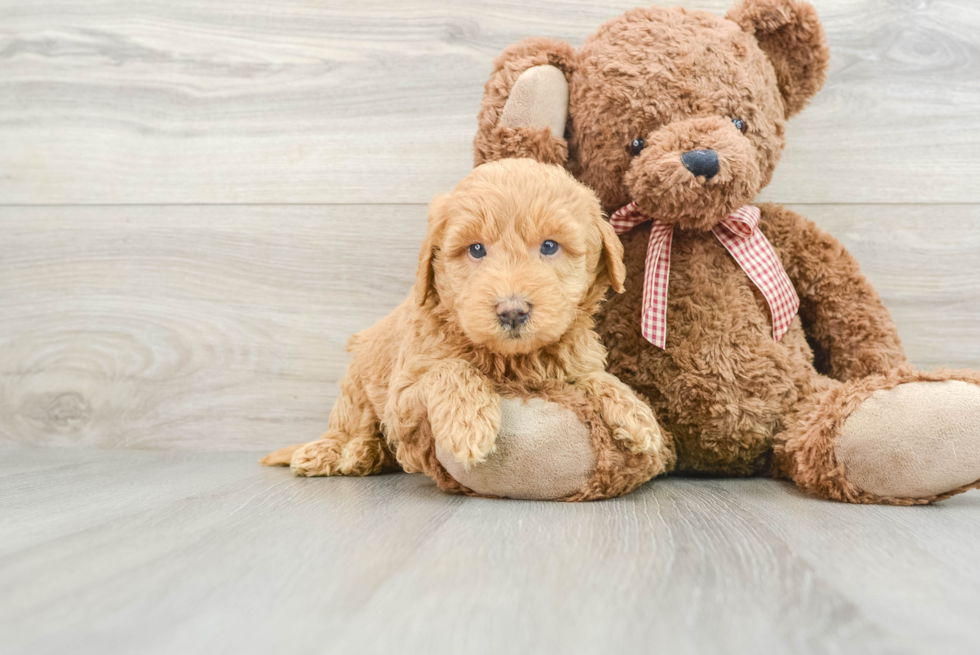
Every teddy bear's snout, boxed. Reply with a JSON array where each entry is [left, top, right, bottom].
[[681, 149, 720, 180], [622, 115, 764, 230]]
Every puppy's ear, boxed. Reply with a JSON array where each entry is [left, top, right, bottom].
[[727, 0, 829, 118], [416, 194, 450, 306], [596, 215, 626, 294], [474, 38, 576, 167]]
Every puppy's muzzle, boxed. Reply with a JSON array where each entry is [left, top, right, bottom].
[[496, 297, 531, 331]]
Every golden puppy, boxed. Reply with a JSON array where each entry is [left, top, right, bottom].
[[262, 158, 661, 480]]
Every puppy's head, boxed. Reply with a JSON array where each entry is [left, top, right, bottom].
[[416, 158, 626, 355]]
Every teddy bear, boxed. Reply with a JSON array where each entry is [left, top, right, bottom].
[[458, 0, 980, 505]]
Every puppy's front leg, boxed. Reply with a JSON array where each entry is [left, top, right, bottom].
[[387, 359, 501, 470], [423, 360, 501, 468], [575, 372, 662, 455]]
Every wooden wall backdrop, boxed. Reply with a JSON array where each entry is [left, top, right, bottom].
[[1, 0, 979, 451]]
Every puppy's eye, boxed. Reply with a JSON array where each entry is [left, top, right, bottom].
[[732, 118, 747, 134], [628, 138, 646, 156], [540, 240, 560, 256], [468, 243, 487, 259]]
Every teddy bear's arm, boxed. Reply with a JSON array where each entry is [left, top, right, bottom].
[[473, 38, 576, 167], [757, 202, 907, 381]]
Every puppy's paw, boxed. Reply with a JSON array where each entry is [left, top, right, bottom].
[[611, 423, 660, 455], [603, 396, 663, 455], [430, 396, 502, 469], [289, 434, 388, 477], [290, 438, 345, 477], [578, 373, 663, 456]]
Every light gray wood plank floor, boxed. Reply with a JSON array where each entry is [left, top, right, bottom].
[[3, 445, 980, 655]]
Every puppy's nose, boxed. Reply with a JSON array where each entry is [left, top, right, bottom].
[[496, 297, 531, 330], [681, 149, 720, 180]]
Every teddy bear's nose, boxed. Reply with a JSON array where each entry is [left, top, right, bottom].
[[681, 149, 720, 180]]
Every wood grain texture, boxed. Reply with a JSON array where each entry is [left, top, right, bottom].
[[2, 446, 979, 655], [1, 203, 977, 450], [1, 0, 979, 204], [3, 3, 979, 651], [0, 204, 426, 450]]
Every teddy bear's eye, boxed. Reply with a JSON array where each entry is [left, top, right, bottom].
[[540, 240, 560, 256], [628, 138, 646, 156], [732, 118, 747, 134], [468, 243, 487, 259]]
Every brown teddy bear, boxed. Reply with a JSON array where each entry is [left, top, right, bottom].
[[466, 0, 980, 504]]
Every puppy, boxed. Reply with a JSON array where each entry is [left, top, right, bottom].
[[262, 158, 662, 479]]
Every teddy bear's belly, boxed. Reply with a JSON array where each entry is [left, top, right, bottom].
[[600, 228, 820, 476]]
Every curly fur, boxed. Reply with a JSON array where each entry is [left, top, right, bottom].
[[471, 0, 980, 504], [262, 159, 669, 499]]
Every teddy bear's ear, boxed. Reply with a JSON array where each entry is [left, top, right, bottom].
[[415, 194, 451, 306], [726, 0, 830, 118], [474, 37, 576, 167]]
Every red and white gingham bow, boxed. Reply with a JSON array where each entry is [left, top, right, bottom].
[[608, 202, 800, 349]]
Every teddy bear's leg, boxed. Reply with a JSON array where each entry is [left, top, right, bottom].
[[777, 368, 980, 505], [260, 377, 398, 477], [436, 397, 598, 500], [433, 387, 674, 501]]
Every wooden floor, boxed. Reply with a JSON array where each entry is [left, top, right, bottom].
[[3, 1, 980, 652], [3, 445, 980, 655]]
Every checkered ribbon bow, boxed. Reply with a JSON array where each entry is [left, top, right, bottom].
[[608, 202, 800, 349]]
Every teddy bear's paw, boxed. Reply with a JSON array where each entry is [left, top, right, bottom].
[[835, 380, 980, 499], [289, 434, 388, 477]]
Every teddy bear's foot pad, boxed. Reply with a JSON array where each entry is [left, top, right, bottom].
[[436, 397, 595, 500], [836, 381, 980, 499]]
